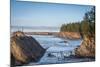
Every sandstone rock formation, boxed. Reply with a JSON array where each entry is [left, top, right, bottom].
[[75, 36, 95, 58], [58, 32, 81, 39], [11, 31, 45, 66]]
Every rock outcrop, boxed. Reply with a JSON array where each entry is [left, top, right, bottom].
[[75, 36, 95, 58], [11, 31, 45, 66], [58, 32, 81, 39]]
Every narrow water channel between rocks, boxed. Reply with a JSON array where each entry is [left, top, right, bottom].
[[27, 35, 95, 65]]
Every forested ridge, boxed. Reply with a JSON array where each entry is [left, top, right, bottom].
[[60, 6, 95, 57], [60, 7, 95, 38]]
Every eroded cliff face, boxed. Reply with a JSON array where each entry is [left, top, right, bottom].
[[58, 32, 81, 39], [11, 31, 45, 66], [75, 36, 95, 58]]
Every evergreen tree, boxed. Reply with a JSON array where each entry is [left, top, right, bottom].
[[60, 7, 95, 38]]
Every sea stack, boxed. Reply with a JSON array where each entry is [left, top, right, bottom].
[[11, 31, 45, 66], [75, 36, 95, 58]]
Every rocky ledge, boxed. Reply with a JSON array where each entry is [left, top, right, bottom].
[[11, 31, 45, 66]]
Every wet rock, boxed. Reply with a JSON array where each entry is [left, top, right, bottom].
[[11, 31, 45, 66]]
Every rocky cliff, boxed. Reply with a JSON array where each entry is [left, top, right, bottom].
[[58, 32, 81, 39], [11, 31, 45, 66], [75, 36, 95, 58]]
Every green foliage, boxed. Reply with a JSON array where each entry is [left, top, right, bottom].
[[60, 22, 80, 32], [81, 6, 95, 37], [60, 7, 95, 38]]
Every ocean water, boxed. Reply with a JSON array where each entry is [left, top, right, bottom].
[[27, 35, 94, 65]]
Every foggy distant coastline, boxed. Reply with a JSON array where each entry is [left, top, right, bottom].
[[11, 26, 60, 32]]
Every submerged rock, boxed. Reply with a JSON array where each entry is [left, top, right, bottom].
[[11, 31, 45, 66], [75, 36, 95, 58]]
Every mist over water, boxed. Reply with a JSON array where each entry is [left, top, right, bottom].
[[27, 35, 94, 65], [11, 26, 95, 65], [11, 26, 60, 32]]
